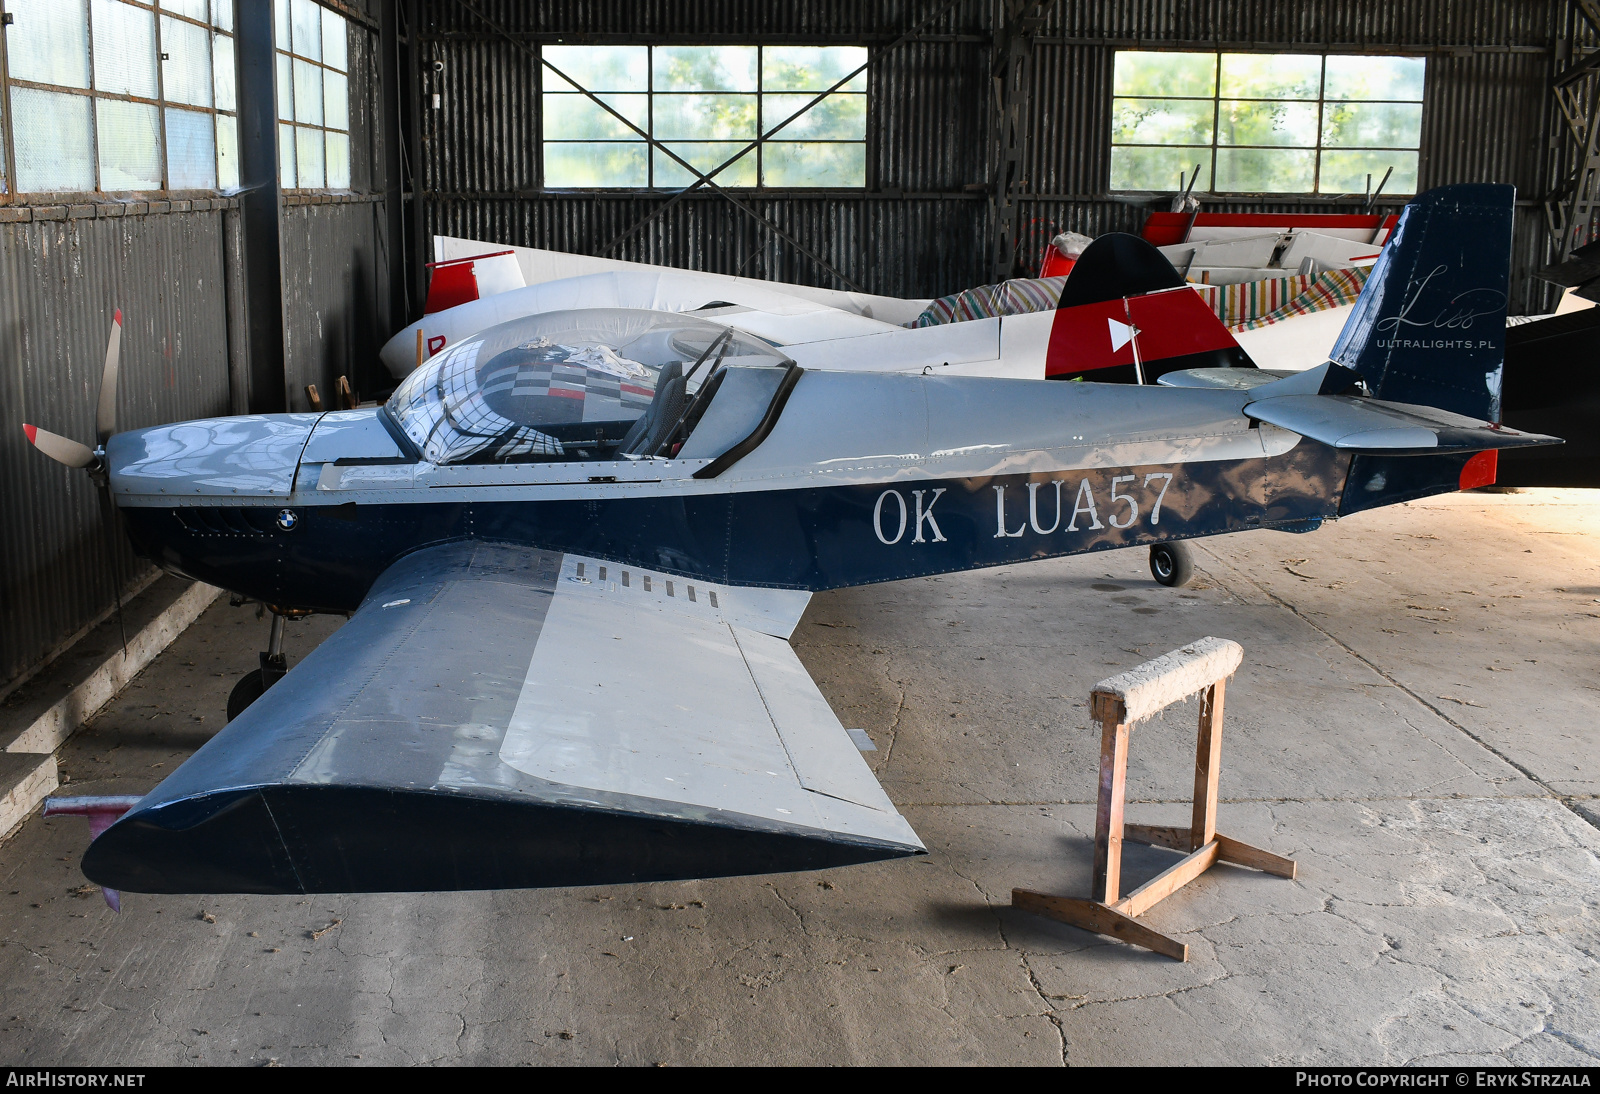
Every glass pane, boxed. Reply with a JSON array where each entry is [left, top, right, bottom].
[[1321, 101, 1422, 147], [164, 0, 207, 21], [1215, 147, 1315, 192], [1325, 55, 1425, 102], [273, 0, 289, 49], [541, 92, 647, 140], [1219, 53, 1322, 100], [213, 0, 232, 32], [1112, 97, 1214, 145], [216, 111, 239, 189], [276, 52, 292, 120], [161, 15, 212, 107], [295, 123, 324, 186], [541, 45, 646, 93], [763, 93, 864, 140], [278, 120, 296, 186], [166, 106, 216, 187], [653, 142, 756, 188], [323, 69, 348, 130], [96, 97, 161, 189], [11, 87, 94, 191], [321, 6, 347, 71], [761, 141, 864, 187], [325, 130, 350, 188], [213, 32, 236, 111], [1319, 149, 1418, 195], [0, 96, 6, 193], [1112, 51, 1215, 99], [91, 0, 157, 97], [763, 46, 867, 92], [544, 141, 647, 187], [1216, 100, 1319, 147], [1110, 146, 1210, 191], [653, 45, 757, 92], [7, 0, 91, 88], [652, 93, 756, 140], [290, 0, 320, 61], [293, 56, 322, 124]]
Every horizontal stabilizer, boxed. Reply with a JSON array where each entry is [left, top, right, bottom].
[[1243, 392, 1562, 453]]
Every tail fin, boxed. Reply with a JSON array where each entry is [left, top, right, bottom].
[[1045, 233, 1256, 383], [1329, 183, 1513, 422]]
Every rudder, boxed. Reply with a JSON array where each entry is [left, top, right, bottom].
[[1328, 183, 1514, 422]]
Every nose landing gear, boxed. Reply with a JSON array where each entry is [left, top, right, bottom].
[[226, 611, 289, 722]]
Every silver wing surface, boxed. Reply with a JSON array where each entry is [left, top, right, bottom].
[[84, 543, 924, 894]]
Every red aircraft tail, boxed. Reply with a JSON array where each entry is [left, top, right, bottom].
[[1044, 233, 1255, 384]]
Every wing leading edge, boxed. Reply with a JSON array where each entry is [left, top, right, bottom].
[[83, 543, 924, 894]]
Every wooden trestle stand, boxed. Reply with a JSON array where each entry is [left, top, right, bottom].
[[1012, 637, 1296, 961]]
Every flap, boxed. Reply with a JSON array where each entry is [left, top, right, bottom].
[[83, 543, 921, 895]]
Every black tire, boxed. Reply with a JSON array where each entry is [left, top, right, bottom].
[[226, 669, 268, 722], [1149, 541, 1194, 588]]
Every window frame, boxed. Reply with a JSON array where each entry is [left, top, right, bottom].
[[0, 0, 240, 201], [1107, 49, 1427, 197], [273, 0, 351, 193], [538, 43, 870, 192]]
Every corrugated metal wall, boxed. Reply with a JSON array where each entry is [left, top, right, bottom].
[[417, 0, 1561, 308], [0, 208, 235, 687], [1, 4, 394, 693]]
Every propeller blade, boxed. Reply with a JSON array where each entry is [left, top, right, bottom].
[[24, 424, 97, 468], [95, 308, 122, 446]]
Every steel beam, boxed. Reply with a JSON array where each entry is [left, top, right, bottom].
[[379, 0, 409, 328], [988, 0, 1054, 283], [1545, 0, 1600, 258], [232, 0, 286, 414]]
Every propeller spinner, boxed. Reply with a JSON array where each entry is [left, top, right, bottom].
[[23, 308, 120, 471]]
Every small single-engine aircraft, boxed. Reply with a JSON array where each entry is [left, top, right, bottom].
[[25, 184, 1558, 900]]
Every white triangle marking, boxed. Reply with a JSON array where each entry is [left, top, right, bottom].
[[1107, 318, 1139, 353]]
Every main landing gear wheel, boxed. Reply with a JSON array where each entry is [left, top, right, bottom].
[[1149, 542, 1195, 588], [226, 612, 289, 722], [226, 669, 268, 722]]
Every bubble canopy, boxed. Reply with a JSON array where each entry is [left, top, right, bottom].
[[384, 308, 792, 465]]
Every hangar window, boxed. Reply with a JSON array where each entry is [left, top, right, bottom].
[[1109, 51, 1424, 196], [0, 0, 239, 195], [274, 0, 349, 190], [540, 45, 867, 189]]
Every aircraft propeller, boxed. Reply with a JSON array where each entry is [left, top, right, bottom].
[[22, 309, 129, 647], [24, 308, 122, 473]]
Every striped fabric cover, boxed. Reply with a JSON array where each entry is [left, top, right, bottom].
[[911, 276, 1067, 326], [909, 266, 1368, 331], [1193, 266, 1370, 331]]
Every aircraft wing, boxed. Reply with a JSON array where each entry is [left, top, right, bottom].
[[83, 543, 923, 894]]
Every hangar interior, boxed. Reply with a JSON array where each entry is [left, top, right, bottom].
[[0, 0, 1597, 1067]]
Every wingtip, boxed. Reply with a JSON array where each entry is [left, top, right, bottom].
[[22, 423, 36, 445], [113, 307, 122, 326]]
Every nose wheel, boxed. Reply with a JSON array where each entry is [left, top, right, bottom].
[[1149, 541, 1195, 588], [227, 612, 288, 722]]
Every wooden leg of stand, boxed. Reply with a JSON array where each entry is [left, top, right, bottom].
[[1191, 680, 1225, 848], [1012, 889, 1188, 961], [1092, 718, 1130, 905], [1216, 833, 1297, 879]]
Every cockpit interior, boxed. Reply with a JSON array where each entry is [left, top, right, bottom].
[[384, 309, 798, 467]]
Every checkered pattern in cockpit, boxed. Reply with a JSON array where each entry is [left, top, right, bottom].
[[480, 362, 656, 414]]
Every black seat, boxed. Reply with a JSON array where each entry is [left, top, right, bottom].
[[618, 362, 684, 455]]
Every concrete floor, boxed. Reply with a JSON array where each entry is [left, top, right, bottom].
[[0, 489, 1596, 1066]]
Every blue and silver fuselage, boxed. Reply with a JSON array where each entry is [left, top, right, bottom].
[[107, 368, 1350, 610]]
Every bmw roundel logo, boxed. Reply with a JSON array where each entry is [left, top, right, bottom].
[[276, 508, 299, 532]]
